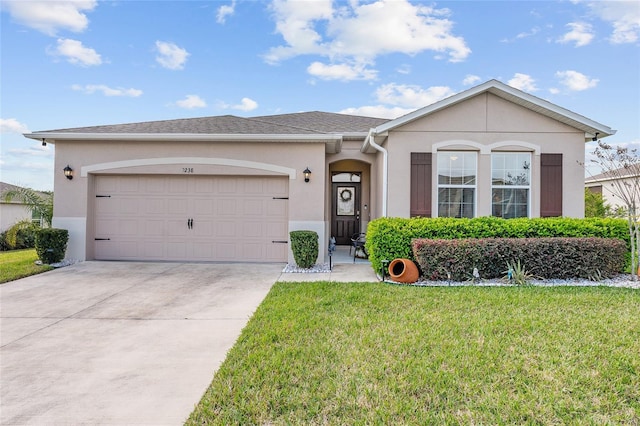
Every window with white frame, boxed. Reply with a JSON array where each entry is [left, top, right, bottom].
[[491, 152, 531, 218], [437, 151, 477, 218]]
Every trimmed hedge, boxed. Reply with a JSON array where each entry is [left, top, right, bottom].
[[289, 230, 319, 268], [412, 237, 627, 281], [35, 228, 69, 264], [365, 217, 629, 273]]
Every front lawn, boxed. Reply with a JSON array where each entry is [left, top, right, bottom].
[[0, 249, 53, 284], [188, 282, 640, 425]]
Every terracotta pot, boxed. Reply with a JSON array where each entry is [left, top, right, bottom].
[[388, 258, 419, 283]]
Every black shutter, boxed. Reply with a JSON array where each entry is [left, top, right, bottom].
[[410, 153, 432, 217], [540, 153, 563, 217]]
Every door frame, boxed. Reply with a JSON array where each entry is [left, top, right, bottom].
[[331, 176, 361, 245]]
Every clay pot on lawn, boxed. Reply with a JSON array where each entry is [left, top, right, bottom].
[[388, 258, 419, 284]]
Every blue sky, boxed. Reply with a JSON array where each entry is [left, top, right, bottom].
[[1, 0, 638, 191]]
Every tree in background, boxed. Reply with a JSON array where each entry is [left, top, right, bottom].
[[584, 188, 607, 217], [588, 140, 640, 277], [2, 186, 53, 249]]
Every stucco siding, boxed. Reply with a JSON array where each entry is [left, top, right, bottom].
[[384, 94, 586, 218], [53, 140, 326, 261]]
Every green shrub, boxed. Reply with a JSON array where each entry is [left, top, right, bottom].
[[289, 230, 318, 269], [0, 223, 40, 251], [35, 228, 69, 264], [366, 216, 629, 273], [412, 237, 627, 281]]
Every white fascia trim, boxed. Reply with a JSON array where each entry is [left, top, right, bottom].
[[434, 140, 488, 154], [24, 132, 342, 143], [372, 80, 616, 137], [488, 141, 541, 155], [433, 140, 541, 155], [81, 157, 298, 179]]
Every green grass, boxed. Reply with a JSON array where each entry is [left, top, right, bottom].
[[188, 282, 640, 425], [0, 249, 53, 284]]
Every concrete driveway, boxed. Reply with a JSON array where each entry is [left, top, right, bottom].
[[0, 261, 282, 425]]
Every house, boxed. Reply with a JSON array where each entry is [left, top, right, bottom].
[[24, 80, 615, 263], [0, 182, 48, 232], [585, 165, 640, 212]]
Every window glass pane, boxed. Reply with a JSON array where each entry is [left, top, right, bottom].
[[438, 152, 476, 185], [492, 152, 530, 186], [332, 172, 361, 183], [492, 188, 529, 218], [438, 188, 474, 218]]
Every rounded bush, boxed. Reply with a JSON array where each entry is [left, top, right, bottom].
[[289, 230, 318, 269], [35, 228, 69, 264]]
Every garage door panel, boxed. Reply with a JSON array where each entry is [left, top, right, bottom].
[[144, 220, 165, 237], [94, 175, 288, 262], [120, 177, 141, 192], [267, 200, 288, 216], [143, 241, 164, 258]]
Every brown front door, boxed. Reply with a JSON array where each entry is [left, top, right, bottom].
[[332, 182, 360, 245]]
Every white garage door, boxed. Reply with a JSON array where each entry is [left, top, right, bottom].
[[94, 175, 289, 262]]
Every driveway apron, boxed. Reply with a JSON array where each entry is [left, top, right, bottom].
[[0, 261, 281, 425]]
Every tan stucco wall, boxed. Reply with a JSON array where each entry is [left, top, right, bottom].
[[586, 176, 639, 211], [384, 93, 586, 218], [0, 203, 31, 232], [52, 140, 326, 261]]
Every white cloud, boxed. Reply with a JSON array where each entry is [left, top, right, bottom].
[[555, 70, 599, 91], [176, 95, 207, 109], [463, 74, 481, 86], [396, 64, 411, 75], [217, 0, 236, 24], [339, 105, 412, 119], [8, 145, 52, 158], [0, 118, 30, 133], [51, 38, 102, 66], [307, 61, 377, 81], [155, 41, 189, 70], [2, 0, 97, 36], [340, 82, 455, 119], [72, 84, 142, 97], [557, 22, 594, 47], [517, 26, 540, 39], [264, 0, 470, 80], [507, 73, 538, 92], [375, 83, 454, 109], [233, 98, 258, 111], [219, 97, 259, 112], [586, 1, 640, 44]]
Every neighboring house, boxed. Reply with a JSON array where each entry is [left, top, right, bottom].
[[0, 182, 47, 231], [23, 80, 615, 263], [585, 165, 640, 212]]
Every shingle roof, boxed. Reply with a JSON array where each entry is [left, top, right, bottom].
[[586, 164, 640, 183], [0, 182, 50, 204], [36, 111, 389, 135]]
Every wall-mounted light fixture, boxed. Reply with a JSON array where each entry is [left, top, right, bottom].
[[592, 132, 600, 142], [41, 139, 46, 147], [63, 165, 74, 180], [303, 167, 311, 183]]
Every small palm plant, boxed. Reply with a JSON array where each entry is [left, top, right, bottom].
[[503, 260, 534, 286], [2, 186, 53, 248]]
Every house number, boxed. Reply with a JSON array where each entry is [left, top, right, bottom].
[[182, 167, 194, 173]]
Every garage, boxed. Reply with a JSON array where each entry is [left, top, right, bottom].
[[93, 175, 289, 262]]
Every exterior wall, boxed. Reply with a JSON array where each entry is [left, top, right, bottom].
[[385, 93, 586, 218], [0, 203, 31, 231], [586, 176, 639, 211], [53, 140, 326, 262]]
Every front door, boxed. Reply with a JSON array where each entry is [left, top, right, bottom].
[[332, 181, 360, 245]]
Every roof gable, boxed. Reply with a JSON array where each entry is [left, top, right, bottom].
[[374, 79, 615, 140]]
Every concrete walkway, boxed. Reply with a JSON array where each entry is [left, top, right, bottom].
[[0, 256, 377, 425], [0, 261, 282, 425]]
